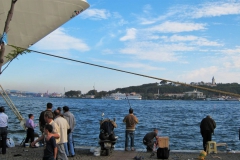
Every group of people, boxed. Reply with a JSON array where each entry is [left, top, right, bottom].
[[0, 104, 217, 158], [23, 103, 76, 160], [123, 108, 217, 152]]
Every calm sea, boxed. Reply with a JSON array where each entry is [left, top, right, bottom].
[[1, 97, 240, 151]]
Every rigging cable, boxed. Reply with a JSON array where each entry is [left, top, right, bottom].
[[4, 44, 240, 98]]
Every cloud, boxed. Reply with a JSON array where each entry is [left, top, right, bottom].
[[165, 35, 222, 46], [192, 2, 240, 18], [179, 66, 218, 81], [218, 47, 240, 69], [167, 35, 198, 42], [81, 9, 111, 20], [91, 59, 164, 71], [119, 41, 194, 62], [101, 49, 114, 55], [138, 7, 178, 25], [34, 28, 90, 52], [120, 28, 137, 41], [178, 65, 240, 84], [221, 46, 240, 55], [96, 37, 105, 47], [147, 21, 206, 33], [143, 4, 152, 14]]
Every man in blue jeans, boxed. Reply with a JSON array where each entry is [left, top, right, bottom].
[[123, 108, 138, 151], [63, 106, 76, 157]]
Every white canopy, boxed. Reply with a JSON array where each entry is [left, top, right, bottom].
[[0, 0, 89, 65]]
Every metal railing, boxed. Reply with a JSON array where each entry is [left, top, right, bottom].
[[0, 85, 26, 129]]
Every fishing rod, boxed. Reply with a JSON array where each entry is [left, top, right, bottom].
[[125, 93, 132, 109]]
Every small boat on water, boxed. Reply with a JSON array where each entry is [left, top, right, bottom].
[[102, 92, 142, 100], [206, 97, 240, 101], [206, 97, 225, 101], [225, 98, 240, 101]]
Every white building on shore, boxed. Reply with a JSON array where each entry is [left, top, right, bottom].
[[184, 90, 206, 99]]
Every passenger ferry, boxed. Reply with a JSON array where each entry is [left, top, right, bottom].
[[103, 92, 142, 100]]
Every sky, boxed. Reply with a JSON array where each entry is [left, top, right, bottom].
[[1, 0, 240, 94]]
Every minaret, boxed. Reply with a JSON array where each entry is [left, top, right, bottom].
[[212, 76, 216, 85]]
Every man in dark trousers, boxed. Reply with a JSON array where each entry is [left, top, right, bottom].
[[143, 128, 159, 152], [0, 106, 8, 154], [200, 115, 216, 151]]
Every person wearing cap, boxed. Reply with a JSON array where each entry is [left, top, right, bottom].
[[143, 129, 159, 152], [63, 106, 76, 157], [0, 106, 8, 154], [123, 108, 138, 151], [200, 115, 216, 151]]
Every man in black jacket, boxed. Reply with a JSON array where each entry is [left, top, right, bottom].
[[200, 115, 216, 151]]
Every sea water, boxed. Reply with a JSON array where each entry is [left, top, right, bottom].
[[1, 97, 240, 150]]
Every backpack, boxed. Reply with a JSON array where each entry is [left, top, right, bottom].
[[157, 147, 170, 159]]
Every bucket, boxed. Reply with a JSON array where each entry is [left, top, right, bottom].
[[25, 143, 30, 148]]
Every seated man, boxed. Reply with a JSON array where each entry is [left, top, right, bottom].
[[99, 119, 117, 141], [143, 129, 159, 152]]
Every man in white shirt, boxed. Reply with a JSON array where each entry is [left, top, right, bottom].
[[54, 109, 70, 159], [0, 106, 8, 154], [31, 111, 61, 157]]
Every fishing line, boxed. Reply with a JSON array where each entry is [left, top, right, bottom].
[[125, 93, 132, 109], [4, 44, 240, 98]]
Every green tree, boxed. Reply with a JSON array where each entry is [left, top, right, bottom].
[[65, 90, 81, 97]]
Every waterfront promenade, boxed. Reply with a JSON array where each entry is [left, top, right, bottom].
[[0, 146, 240, 160]]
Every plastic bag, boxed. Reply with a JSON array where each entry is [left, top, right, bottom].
[[6, 138, 15, 147]]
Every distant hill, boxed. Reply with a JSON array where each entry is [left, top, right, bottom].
[[93, 82, 240, 99]]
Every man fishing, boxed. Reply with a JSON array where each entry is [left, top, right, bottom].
[[123, 108, 138, 151], [200, 115, 216, 151]]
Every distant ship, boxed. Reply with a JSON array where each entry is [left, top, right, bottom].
[[0, 0, 89, 66], [49, 93, 63, 98], [206, 97, 240, 101], [102, 92, 142, 100]]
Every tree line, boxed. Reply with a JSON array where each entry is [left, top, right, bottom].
[[65, 82, 240, 100]]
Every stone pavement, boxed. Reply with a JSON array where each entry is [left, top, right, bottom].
[[0, 146, 240, 160]]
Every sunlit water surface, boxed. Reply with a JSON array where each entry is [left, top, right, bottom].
[[1, 97, 240, 150]]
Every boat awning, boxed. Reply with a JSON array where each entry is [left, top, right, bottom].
[[0, 0, 89, 65]]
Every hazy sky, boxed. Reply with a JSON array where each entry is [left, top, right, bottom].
[[1, 0, 240, 94]]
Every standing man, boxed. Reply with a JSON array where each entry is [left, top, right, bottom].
[[200, 115, 216, 151], [0, 106, 8, 154], [63, 106, 76, 157], [54, 109, 69, 159], [39, 103, 54, 134], [143, 129, 159, 152], [31, 111, 60, 156], [123, 108, 138, 151]]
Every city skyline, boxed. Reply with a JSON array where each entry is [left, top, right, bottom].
[[4, 76, 238, 94], [1, 0, 240, 93]]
